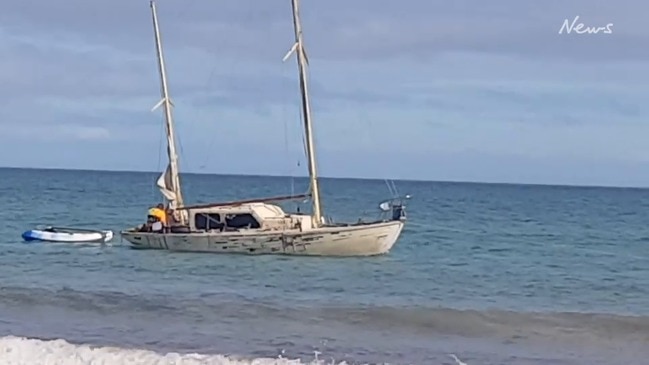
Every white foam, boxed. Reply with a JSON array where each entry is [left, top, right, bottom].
[[0, 336, 349, 365]]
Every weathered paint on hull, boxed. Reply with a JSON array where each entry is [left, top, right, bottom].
[[120, 220, 404, 256]]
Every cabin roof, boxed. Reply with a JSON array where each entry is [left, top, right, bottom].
[[187, 202, 287, 220]]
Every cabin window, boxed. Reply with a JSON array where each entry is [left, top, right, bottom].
[[194, 213, 223, 230], [225, 213, 261, 229]]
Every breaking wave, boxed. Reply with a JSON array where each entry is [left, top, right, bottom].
[[0, 336, 352, 365], [1, 336, 476, 365]]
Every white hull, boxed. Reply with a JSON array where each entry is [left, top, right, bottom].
[[129, 2, 411, 258], [22, 229, 114, 243], [120, 220, 404, 256]]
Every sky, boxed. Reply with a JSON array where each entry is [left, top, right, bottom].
[[0, 0, 647, 186]]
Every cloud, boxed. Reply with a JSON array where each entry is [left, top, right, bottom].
[[0, 124, 111, 142], [306, 0, 648, 62], [0, 30, 153, 102], [2, 0, 647, 62], [0, 0, 647, 185]]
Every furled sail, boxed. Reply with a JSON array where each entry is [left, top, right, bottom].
[[156, 162, 188, 224], [156, 164, 177, 208]]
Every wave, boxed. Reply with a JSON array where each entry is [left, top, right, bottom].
[[1, 284, 645, 365], [319, 305, 649, 340], [0, 335, 354, 365], [2, 285, 649, 346], [0, 336, 477, 365]]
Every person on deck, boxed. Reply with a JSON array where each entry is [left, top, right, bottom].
[[146, 204, 167, 233], [149, 204, 167, 224], [165, 207, 177, 232]]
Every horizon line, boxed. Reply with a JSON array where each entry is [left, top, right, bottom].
[[1, 165, 648, 191]]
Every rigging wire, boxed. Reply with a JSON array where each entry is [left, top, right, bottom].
[[196, 2, 258, 174], [296, 36, 311, 197], [279, 6, 304, 208], [197, 50, 224, 172], [281, 66, 294, 197], [151, 0, 196, 202], [282, 50, 308, 208], [154, 85, 165, 202], [357, 92, 400, 199], [166, 0, 198, 176]]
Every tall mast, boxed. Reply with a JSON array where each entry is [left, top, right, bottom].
[[285, 0, 323, 226], [150, 0, 186, 223]]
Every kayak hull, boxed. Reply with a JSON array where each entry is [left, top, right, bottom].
[[21, 228, 113, 243]]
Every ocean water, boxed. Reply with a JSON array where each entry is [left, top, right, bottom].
[[1, 167, 649, 365]]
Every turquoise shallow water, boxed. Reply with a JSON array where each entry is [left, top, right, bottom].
[[1, 167, 649, 364]]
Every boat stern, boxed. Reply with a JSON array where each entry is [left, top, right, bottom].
[[120, 228, 152, 249], [379, 194, 411, 222], [378, 219, 405, 253]]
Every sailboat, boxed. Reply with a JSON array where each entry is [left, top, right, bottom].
[[120, 0, 411, 256]]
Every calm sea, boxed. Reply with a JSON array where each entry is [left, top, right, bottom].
[[0, 167, 648, 365]]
